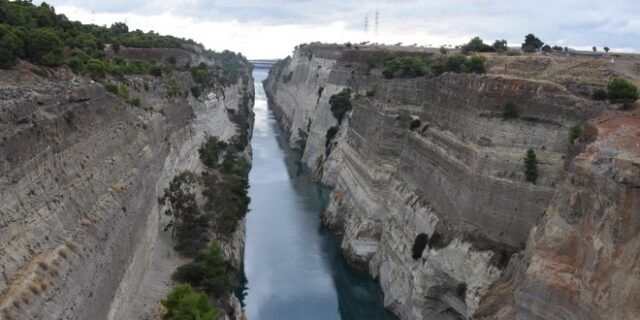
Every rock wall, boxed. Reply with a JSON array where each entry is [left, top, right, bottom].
[[265, 44, 636, 319], [514, 110, 640, 320], [0, 48, 253, 320]]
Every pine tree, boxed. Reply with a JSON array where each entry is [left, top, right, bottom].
[[524, 149, 538, 184]]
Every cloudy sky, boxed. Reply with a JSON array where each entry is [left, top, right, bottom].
[[37, 0, 640, 59]]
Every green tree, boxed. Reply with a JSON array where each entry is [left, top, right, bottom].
[[110, 22, 129, 34], [329, 89, 352, 123], [604, 46, 610, 53], [0, 25, 23, 68], [607, 77, 638, 106], [541, 45, 552, 53], [522, 34, 543, 52], [503, 101, 519, 119], [25, 28, 63, 66], [463, 36, 494, 53], [161, 284, 218, 320], [382, 56, 428, 79], [524, 149, 538, 183], [199, 241, 229, 295], [492, 39, 507, 52]]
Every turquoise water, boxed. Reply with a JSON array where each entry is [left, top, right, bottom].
[[241, 68, 394, 320]]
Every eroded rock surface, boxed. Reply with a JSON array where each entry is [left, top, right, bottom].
[[265, 43, 638, 319], [0, 48, 253, 320]]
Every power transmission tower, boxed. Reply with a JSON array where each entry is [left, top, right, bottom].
[[364, 14, 369, 32], [375, 10, 379, 35]]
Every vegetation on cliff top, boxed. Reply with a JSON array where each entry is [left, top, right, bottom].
[[0, 1, 248, 84], [607, 77, 639, 107], [382, 54, 486, 79]]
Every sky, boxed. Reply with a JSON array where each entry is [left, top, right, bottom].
[[36, 0, 640, 59]]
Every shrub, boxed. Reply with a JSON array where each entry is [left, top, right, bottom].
[[524, 149, 538, 183], [462, 55, 486, 74], [366, 83, 378, 97], [199, 136, 225, 169], [325, 126, 339, 148], [607, 77, 638, 106], [25, 28, 63, 66], [411, 233, 429, 260], [443, 54, 467, 73], [568, 124, 582, 144], [456, 283, 467, 298], [128, 97, 141, 106], [439, 46, 448, 54], [167, 80, 180, 97], [503, 101, 519, 119], [104, 83, 119, 94], [427, 231, 448, 249], [282, 71, 293, 83], [329, 89, 352, 123], [592, 88, 608, 101], [161, 284, 218, 320], [85, 58, 107, 80], [382, 56, 428, 79], [0, 25, 23, 69], [191, 85, 202, 98], [409, 119, 421, 130]]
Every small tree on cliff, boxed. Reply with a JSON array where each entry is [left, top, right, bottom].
[[524, 149, 539, 184], [329, 89, 353, 123], [607, 77, 638, 107], [161, 284, 218, 320], [521, 34, 543, 52]]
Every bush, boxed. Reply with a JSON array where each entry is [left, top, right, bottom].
[[524, 149, 538, 183], [161, 284, 218, 320], [492, 40, 507, 52], [409, 119, 421, 130], [85, 58, 107, 80], [0, 25, 23, 69], [411, 233, 428, 260], [382, 56, 429, 79], [25, 28, 63, 66], [104, 83, 119, 94], [128, 96, 141, 106], [592, 88, 608, 101], [503, 101, 519, 119], [569, 124, 582, 144], [167, 80, 180, 97], [462, 55, 486, 74], [443, 54, 467, 73], [191, 85, 202, 98], [325, 126, 339, 148], [329, 89, 352, 123], [607, 77, 638, 106], [199, 136, 225, 169], [366, 83, 378, 97]]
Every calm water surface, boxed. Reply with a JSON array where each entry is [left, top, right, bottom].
[[241, 69, 394, 320]]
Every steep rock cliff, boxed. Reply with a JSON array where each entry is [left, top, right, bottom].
[[265, 43, 637, 319], [0, 48, 253, 320]]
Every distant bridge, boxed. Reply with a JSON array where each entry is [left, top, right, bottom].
[[250, 59, 280, 70]]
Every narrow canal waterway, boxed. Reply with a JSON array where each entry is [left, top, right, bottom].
[[242, 68, 394, 320]]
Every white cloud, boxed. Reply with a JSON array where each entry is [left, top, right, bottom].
[[42, 1, 639, 58]]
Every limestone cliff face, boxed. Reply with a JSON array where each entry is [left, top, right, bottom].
[[0, 49, 253, 320], [514, 110, 640, 320], [264, 44, 636, 319]]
